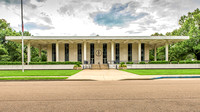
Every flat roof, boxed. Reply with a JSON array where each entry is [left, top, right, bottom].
[[6, 36, 189, 40], [5, 36, 189, 50]]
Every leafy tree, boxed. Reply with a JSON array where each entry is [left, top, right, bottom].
[[151, 8, 200, 61], [0, 44, 10, 61], [0, 19, 47, 62]]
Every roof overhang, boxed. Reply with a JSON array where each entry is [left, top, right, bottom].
[[6, 36, 189, 50]]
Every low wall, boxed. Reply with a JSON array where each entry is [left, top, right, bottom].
[[0, 65, 74, 70], [0, 64, 200, 70], [126, 64, 200, 69]]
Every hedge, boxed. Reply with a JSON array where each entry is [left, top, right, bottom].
[[139, 61, 146, 64], [126, 62, 134, 64], [0, 62, 22, 65], [171, 61, 178, 64], [179, 61, 200, 64], [29, 61, 82, 65], [148, 61, 170, 64]]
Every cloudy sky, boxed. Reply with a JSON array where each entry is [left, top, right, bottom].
[[0, 0, 200, 36]]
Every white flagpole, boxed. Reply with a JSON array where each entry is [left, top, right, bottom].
[[21, 0, 24, 72]]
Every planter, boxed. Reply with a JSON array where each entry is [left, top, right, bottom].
[[118, 67, 127, 70], [73, 67, 82, 70]]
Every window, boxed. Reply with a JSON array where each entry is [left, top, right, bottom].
[[128, 43, 132, 62], [77, 43, 82, 62], [65, 44, 69, 61], [90, 43, 94, 64], [103, 43, 107, 64], [141, 43, 145, 61], [115, 43, 120, 63], [52, 43, 56, 61]]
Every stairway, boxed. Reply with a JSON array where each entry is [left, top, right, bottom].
[[91, 64, 109, 70], [100, 64, 109, 69]]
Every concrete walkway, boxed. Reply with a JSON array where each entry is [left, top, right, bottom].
[[68, 69, 145, 81], [68, 69, 200, 81]]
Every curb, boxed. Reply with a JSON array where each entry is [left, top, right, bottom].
[[66, 79, 97, 81], [120, 78, 153, 80], [152, 76, 200, 79]]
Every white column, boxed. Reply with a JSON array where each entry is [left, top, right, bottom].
[[165, 43, 168, 61], [138, 42, 141, 62], [39, 45, 41, 58], [27, 42, 31, 64], [111, 41, 114, 64], [84, 41, 87, 64], [154, 45, 157, 61], [56, 42, 59, 62]]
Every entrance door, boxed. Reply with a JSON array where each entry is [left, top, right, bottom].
[[103, 43, 107, 64], [90, 43, 95, 64], [115, 43, 120, 63]]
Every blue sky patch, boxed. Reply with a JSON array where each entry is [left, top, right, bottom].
[[92, 2, 148, 27]]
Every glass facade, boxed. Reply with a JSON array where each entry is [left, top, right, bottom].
[[103, 43, 107, 64], [115, 43, 120, 63], [65, 43, 69, 61], [77, 43, 82, 62], [90, 43, 94, 64], [141, 43, 145, 61], [52, 43, 56, 61], [128, 43, 132, 62]]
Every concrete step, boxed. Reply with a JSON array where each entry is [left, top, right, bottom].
[[91, 64, 100, 70], [91, 64, 109, 70]]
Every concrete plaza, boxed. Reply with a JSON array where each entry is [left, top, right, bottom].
[[0, 80, 200, 112], [68, 69, 200, 81]]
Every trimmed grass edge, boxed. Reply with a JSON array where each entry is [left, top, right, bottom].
[[0, 77, 68, 80]]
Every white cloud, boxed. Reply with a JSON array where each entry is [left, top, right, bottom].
[[0, 0, 199, 36]]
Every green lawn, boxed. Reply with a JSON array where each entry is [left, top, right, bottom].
[[0, 70, 81, 77], [121, 69, 200, 75], [0, 77, 68, 80]]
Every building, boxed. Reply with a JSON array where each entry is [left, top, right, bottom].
[[6, 36, 189, 64]]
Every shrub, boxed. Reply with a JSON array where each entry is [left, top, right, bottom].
[[120, 62, 125, 65], [126, 62, 134, 64], [0, 62, 22, 65], [29, 61, 82, 65], [139, 61, 146, 64], [148, 61, 170, 64], [179, 61, 200, 64], [75, 62, 81, 67], [171, 61, 178, 64], [119, 64, 127, 67]]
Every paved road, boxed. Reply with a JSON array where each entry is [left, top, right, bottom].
[[0, 80, 200, 112]]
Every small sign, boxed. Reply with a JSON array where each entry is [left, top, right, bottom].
[[96, 50, 102, 57]]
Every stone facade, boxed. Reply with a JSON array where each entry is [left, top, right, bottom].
[[47, 42, 150, 64]]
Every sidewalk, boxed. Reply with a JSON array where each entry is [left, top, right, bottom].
[[68, 69, 200, 81]]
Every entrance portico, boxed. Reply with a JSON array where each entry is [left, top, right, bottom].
[[6, 36, 189, 64]]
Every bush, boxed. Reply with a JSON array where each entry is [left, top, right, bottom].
[[148, 61, 170, 64], [0, 62, 22, 65], [119, 64, 127, 67], [29, 61, 82, 65], [139, 61, 146, 64], [126, 62, 134, 64], [171, 61, 178, 64], [120, 62, 125, 65], [179, 61, 200, 64]]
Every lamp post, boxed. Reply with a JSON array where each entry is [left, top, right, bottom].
[[21, 0, 24, 72]]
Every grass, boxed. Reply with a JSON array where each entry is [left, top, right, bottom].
[[0, 70, 81, 77], [121, 69, 200, 75], [0, 77, 68, 80]]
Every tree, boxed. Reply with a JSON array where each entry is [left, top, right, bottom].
[[150, 33, 166, 61], [177, 8, 200, 60], [0, 19, 47, 62], [0, 44, 10, 61], [151, 8, 200, 61]]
